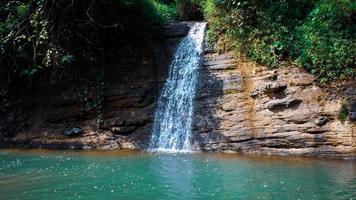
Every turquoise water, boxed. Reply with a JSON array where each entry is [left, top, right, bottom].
[[0, 150, 355, 200]]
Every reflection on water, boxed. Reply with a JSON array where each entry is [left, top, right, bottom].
[[149, 154, 196, 200], [0, 149, 355, 200]]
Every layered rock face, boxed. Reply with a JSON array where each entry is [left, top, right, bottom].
[[194, 51, 355, 158], [0, 22, 193, 150], [1, 22, 355, 158]]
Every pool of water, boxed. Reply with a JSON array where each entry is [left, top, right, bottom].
[[0, 149, 355, 200]]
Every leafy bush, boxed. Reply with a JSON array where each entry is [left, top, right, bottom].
[[203, 0, 313, 65], [338, 100, 349, 122], [0, 0, 177, 85], [0, 0, 50, 79], [152, 0, 177, 22], [0, 0, 180, 112], [176, 0, 203, 20], [203, 0, 355, 82], [295, 0, 356, 82]]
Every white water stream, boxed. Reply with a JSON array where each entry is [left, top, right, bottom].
[[149, 22, 206, 152]]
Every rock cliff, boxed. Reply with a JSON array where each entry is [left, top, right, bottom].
[[0, 22, 355, 158], [194, 51, 355, 158], [0, 22, 192, 150]]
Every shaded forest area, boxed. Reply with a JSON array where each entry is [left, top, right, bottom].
[[0, 0, 355, 115], [0, 0, 180, 114]]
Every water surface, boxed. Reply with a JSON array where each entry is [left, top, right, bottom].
[[0, 149, 355, 200]]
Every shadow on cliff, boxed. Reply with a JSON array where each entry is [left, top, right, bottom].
[[192, 52, 225, 151], [0, 25, 186, 150]]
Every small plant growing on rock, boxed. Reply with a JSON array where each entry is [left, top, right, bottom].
[[338, 100, 349, 123]]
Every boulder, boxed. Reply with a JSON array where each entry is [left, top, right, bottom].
[[251, 82, 287, 98], [314, 116, 328, 126], [64, 128, 82, 136], [265, 97, 302, 110], [161, 23, 190, 38], [289, 73, 314, 86], [111, 126, 136, 135], [262, 82, 287, 93]]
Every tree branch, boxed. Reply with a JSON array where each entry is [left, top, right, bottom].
[[86, 0, 123, 30]]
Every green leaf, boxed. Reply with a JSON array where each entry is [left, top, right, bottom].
[[61, 55, 76, 64], [17, 4, 30, 17]]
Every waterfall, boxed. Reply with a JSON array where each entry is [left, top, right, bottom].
[[149, 22, 206, 152]]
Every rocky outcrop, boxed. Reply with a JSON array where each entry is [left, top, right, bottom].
[[1, 22, 354, 158], [193, 51, 356, 158], [346, 87, 356, 121], [0, 22, 194, 150]]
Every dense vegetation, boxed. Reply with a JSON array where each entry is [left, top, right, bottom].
[[0, 0, 355, 112], [202, 0, 355, 82], [0, 0, 176, 83], [0, 0, 178, 112]]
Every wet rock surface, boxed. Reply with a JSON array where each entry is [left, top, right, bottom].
[[161, 22, 191, 38], [194, 51, 355, 158], [64, 128, 82, 136]]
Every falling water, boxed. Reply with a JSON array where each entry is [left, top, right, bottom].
[[149, 22, 206, 152]]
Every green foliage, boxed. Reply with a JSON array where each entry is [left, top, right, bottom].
[[205, 0, 315, 66], [61, 55, 76, 65], [111, 0, 177, 28], [202, 0, 220, 47], [203, 0, 355, 82], [338, 100, 349, 122], [20, 66, 42, 77], [1, 1, 48, 72], [0, 0, 181, 112], [176, 0, 203, 20], [0, 0, 178, 85], [151, 0, 177, 22], [295, 0, 356, 82]]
